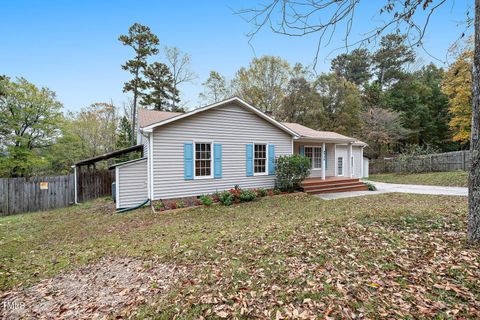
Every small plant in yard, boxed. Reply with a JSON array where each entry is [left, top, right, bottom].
[[177, 201, 185, 208], [275, 154, 311, 192], [255, 188, 268, 197], [229, 187, 242, 200], [199, 195, 213, 206], [239, 189, 257, 202], [364, 181, 377, 191], [273, 188, 281, 195], [170, 202, 177, 210], [154, 202, 165, 211], [212, 192, 221, 203], [219, 191, 234, 206]]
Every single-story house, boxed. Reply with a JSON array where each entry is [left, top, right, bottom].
[[112, 97, 368, 209]]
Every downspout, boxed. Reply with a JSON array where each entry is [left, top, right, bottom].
[[149, 131, 154, 201]]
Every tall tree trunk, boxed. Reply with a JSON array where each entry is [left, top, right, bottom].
[[131, 88, 137, 146], [131, 66, 139, 146], [468, 0, 480, 242]]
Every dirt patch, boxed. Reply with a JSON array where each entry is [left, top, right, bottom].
[[1, 257, 183, 319]]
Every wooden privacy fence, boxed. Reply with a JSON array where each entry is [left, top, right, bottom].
[[0, 169, 115, 216], [0, 175, 75, 216], [77, 168, 114, 203], [369, 150, 471, 174]]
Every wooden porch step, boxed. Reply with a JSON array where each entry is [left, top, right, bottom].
[[301, 178, 360, 187], [302, 181, 365, 191], [305, 184, 369, 194]]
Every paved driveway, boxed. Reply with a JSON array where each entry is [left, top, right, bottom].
[[317, 180, 468, 200]]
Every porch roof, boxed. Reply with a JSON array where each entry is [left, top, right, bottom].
[[282, 122, 367, 145]]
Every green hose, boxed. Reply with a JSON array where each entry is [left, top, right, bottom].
[[116, 199, 150, 213]]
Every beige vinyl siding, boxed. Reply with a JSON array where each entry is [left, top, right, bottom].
[[116, 159, 148, 208], [151, 103, 292, 199], [293, 142, 335, 177]]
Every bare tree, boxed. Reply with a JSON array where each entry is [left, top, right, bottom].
[[237, 0, 480, 243], [164, 46, 197, 111], [237, 1, 472, 67]]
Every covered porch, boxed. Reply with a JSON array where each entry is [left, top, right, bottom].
[[280, 122, 368, 181], [294, 140, 362, 180]]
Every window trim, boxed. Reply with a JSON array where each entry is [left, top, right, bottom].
[[253, 142, 269, 176], [337, 156, 344, 176], [193, 140, 214, 180], [303, 145, 323, 170]]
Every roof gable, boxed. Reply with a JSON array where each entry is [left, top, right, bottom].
[[140, 97, 299, 137], [282, 122, 366, 145], [138, 108, 182, 128]]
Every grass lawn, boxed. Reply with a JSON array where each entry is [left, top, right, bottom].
[[368, 171, 469, 187], [1, 193, 479, 318]]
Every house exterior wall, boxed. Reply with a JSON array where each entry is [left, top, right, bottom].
[[293, 142, 335, 177], [334, 145, 363, 178], [139, 133, 149, 157], [363, 157, 369, 178], [151, 103, 293, 199], [352, 146, 363, 178], [116, 159, 148, 209]]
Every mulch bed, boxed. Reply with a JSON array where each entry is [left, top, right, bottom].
[[1, 257, 183, 319]]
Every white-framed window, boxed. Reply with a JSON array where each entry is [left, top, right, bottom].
[[194, 142, 212, 178], [254, 143, 267, 175], [304, 146, 322, 169], [337, 157, 344, 176]]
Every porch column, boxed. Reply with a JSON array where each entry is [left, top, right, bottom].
[[333, 144, 337, 176], [360, 146, 364, 178], [321, 142, 326, 180], [347, 142, 353, 178]]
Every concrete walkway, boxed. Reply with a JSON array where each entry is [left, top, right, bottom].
[[316, 180, 468, 200]]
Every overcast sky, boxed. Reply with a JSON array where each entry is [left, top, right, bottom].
[[1, 0, 472, 112]]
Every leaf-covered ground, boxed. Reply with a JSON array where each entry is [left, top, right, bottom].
[[368, 171, 468, 187], [1, 193, 479, 319]]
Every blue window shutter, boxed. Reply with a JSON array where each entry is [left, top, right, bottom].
[[246, 144, 253, 176], [325, 148, 328, 170], [214, 144, 222, 178], [299, 146, 305, 156], [268, 144, 275, 175], [184, 143, 194, 180]]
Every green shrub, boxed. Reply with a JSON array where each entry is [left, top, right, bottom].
[[364, 181, 377, 191], [239, 189, 257, 202], [199, 195, 213, 206], [177, 201, 185, 208], [256, 188, 268, 197], [273, 188, 282, 195], [275, 154, 311, 192], [219, 191, 234, 206], [154, 202, 165, 210]]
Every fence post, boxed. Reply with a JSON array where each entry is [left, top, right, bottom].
[[6, 178, 9, 216], [462, 150, 466, 171]]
